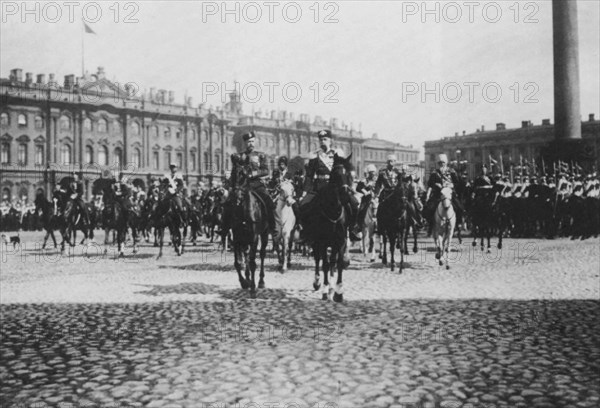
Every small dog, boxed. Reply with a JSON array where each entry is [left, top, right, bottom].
[[1, 233, 20, 249]]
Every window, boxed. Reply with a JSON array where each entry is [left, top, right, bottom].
[[215, 154, 220, 172], [131, 122, 140, 135], [61, 144, 71, 164], [113, 147, 122, 166], [35, 145, 44, 165], [35, 116, 44, 129], [176, 130, 181, 139], [215, 132, 220, 145], [83, 118, 92, 131], [190, 152, 196, 171], [0, 113, 8, 126], [85, 146, 93, 164], [164, 128, 171, 139], [113, 120, 121, 134], [204, 130, 209, 142], [191, 130, 196, 141], [18, 143, 27, 165], [132, 148, 141, 169], [153, 151, 159, 170], [165, 152, 172, 169], [152, 125, 158, 138], [2, 187, 10, 201], [17, 114, 27, 126], [203, 152, 209, 171], [60, 115, 71, 130], [177, 152, 183, 168], [98, 146, 108, 165], [98, 118, 107, 133], [1, 142, 10, 164]]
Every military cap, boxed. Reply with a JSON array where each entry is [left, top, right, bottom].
[[277, 156, 288, 166], [437, 154, 448, 163], [169, 162, 178, 169], [366, 164, 377, 173], [317, 129, 332, 139], [242, 131, 256, 142], [387, 154, 397, 162]]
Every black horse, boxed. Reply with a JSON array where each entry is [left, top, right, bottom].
[[377, 182, 408, 273], [229, 165, 270, 297], [34, 192, 59, 249], [304, 154, 354, 302], [53, 189, 92, 250], [153, 182, 187, 259], [97, 180, 133, 257]]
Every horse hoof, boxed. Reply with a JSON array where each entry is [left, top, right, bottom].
[[435, 253, 441, 260], [333, 292, 343, 303], [439, 260, 443, 266], [321, 293, 329, 301], [370, 258, 375, 263], [258, 281, 265, 289], [250, 289, 257, 299], [486, 249, 491, 254], [446, 265, 450, 270], [240, 279, 248, 290], [497, 243, 502, 249], [413, 247, 418, 254], [313, 281, 321, 291], [472, 241, 476, 247]]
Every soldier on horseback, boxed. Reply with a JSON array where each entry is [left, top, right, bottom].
[[162, 163, 187, 224], [299, 129, 360, 242], [222, 131, 276, 238], [356, 164, 378, 229], [374, 155, 403, 203], [67, 171, 90, 225], [424, 153, 464, 235]]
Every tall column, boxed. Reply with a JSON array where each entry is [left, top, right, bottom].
[[553, 0, 581, 140]]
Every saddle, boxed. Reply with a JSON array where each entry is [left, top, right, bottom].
[[245, 189, 267, 223]]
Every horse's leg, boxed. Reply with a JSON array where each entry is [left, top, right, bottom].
[[389, 233, 396, 272], [234, 243, 247, 289], [413, 227, 418, 254], [157, 228, 164, 259], [281, 232, 288, 273], [313, 244, 321, 291], [333, 242, 345, 303], [249, 243, 258, 296], [381, 233, 388, 265], [399, 230, 404, 274], [42, 230, 49, 249], [50, 229, 57, 248], [322, 245, 331, 301], [258, 233, 267, 288], [287, 229, 293, 269]]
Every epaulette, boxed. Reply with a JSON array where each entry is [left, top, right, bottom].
[[308, 151, 318, 160]]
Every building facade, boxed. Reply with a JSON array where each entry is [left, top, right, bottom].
[[0, 67, 417, 203], [424, 117, 600, 182]]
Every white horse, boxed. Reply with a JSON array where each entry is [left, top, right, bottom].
[[361, 197, 380, 262], [274, 180, 296, 272], [433, 187, 456, 270]]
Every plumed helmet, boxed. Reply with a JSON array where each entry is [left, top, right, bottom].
[[386, 154, 396, 162], [242, 131, 256, 142], [366, 164, 377, 173], [437, 154, 448, 163], [317, 129, 332, 140]]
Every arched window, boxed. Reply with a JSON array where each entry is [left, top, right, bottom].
[[215, 154, 220, 173], [153, 151, 159, 170], [1, 142, 10, 164], [176, 129, 181, 139], [290, 138, 296, 150], [2, 187, 10, 202], [215, 132, 221, 145], [152, 125, 159, 138], [132, 148, 141, 168], [35, 144, 44, 165], [131, 122, 140, 135], [204, 130, 209, 142], [98, 118, 107, 133], [60, 115, 71, 130], [164, 128, 171, 139], [113, 120, 122, 134], [190, 152, 196, 171], [203, 151, 209, 172], [35, 115, 44, 129], [113, 147, 122, 166], [60, 144, 72, 164], [83, 118, 92, 131], [176, 152, 183, 168], [18, 143, 27, 165], [165, 152, 172, 169], [191, 130, 196, 141], [17, 113, 27, 126], [0, 113, 8, 126], [85, 146, 93, 164], [98, 146, 108, 165]]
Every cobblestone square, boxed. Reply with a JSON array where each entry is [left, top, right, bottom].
[[1, 232, 599, 407]]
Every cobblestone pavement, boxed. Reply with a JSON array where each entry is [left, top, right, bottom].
[[1, 231, 599, 407]]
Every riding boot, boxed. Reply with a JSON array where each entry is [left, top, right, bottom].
[[348, 205, 361, 242]]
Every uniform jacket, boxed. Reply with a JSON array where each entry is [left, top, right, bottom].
[[375, 168, 404, 196], [356, 177, 377, 196], [427, 168, 459, 200], [231, 149, 269, 189], [303, 149, 338, 194]]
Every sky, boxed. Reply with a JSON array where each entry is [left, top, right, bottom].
[[1, 0, 599, 158]]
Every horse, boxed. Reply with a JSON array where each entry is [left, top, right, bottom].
[[100, 187, 132, 257], [402, 180, 421, 255], [53, 190, 91, 250], [153, 184, 187, 259], [360, 196, 380, 263], [273, 179, 296, 272], [304, 154, 354, 302], [376, 183, 408, 273], [433, 187, 456, 269], [229, 166, 270, 296], [34, 193, 59, 249]]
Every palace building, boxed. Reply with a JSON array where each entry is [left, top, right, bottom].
[[424, 116, 600, 182], [0, 67, 418, 203]]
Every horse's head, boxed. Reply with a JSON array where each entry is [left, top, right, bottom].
[[440, 187, 453, 208], [331, 153, 353, 190], [278, 180, 295, 206]]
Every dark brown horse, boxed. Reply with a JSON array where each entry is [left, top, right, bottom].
[[377, 182, 408, 273], [34, 192, 59, 249], [304, 154, 354, 302], [229, 165, 270, 296]]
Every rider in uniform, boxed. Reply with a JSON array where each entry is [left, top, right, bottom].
[[424, 153, 463, 235], [374, 155, 404, 203], [223, 131, 276, 237], [299, 129, 360, 241], [163, 163, 187, 224], [356, 164, 378, 229], [68, 171, 90, 225]]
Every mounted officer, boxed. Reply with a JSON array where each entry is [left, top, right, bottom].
[[163, 163, 187, 224], [356, 164, 378, 228], [67, 171, 90, 225], [299, 129, 360, 241], [224, 131, 276, 236], [424, 153, 463, 234], [374, 155, 404, 202], [111, 171, 133, 211]]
